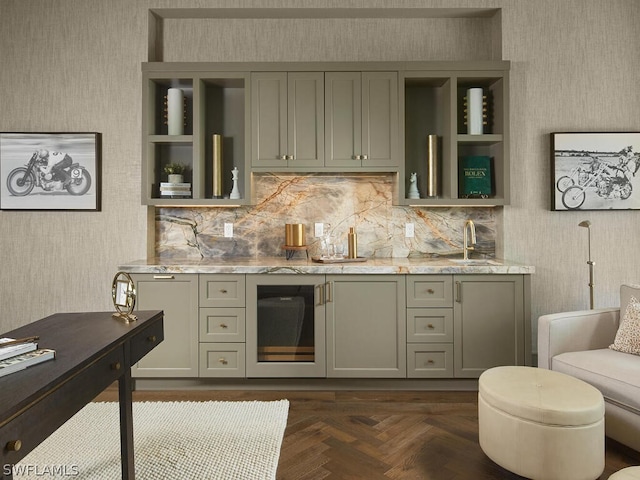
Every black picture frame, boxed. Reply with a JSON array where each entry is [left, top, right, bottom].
[[551, 132, 640, 211], [0, 132, 101, 211]]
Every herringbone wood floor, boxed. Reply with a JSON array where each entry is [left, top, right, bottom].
[[95, 389, 640, 479]]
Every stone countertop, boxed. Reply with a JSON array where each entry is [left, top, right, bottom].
[[118, 257, 535, 275]]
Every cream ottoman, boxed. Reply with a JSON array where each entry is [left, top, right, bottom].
[[478, 366, 605, 480], [609, 467, 640, 479]]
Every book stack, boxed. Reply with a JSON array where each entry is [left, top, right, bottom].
[[0, 337, 56, 378], [160, 182, 191, 199]]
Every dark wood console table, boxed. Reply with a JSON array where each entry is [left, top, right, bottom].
[[0, 310, 164, 479]]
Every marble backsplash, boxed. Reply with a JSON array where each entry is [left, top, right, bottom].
[[155, 173, 496, 259]]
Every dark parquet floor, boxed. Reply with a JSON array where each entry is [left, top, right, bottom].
[[94, 389, 640, 479]]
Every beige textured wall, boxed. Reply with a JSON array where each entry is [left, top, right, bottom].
[[1, 1, 639, 356]]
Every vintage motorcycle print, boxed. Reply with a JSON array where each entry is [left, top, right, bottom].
[[561, 153, 639, 210], [6, 151, 92, 197]]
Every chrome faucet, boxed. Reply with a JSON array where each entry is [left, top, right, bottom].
[[463, 219, 477, 260]]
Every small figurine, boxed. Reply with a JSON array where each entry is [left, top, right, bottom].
[[408, 172, 420, 199], [230, 167, 240, 199]]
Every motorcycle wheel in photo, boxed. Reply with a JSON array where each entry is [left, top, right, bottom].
[[562, 185, 586, 210], [65, 166, 92, 195], [6, 167, 35, 196]]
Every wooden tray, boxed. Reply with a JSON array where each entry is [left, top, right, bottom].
[[311, 256, 367, 264]]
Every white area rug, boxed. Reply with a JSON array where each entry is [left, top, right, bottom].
[[15, 400, 289, 479]]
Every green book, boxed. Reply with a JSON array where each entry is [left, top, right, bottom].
[[459, 156, 492, 198]]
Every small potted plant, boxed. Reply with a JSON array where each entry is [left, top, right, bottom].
[[164, 163, 186, 184]]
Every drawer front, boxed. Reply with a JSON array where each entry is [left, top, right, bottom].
[[407, 343, 453, 378], [199, 343, 245, 378], [0, 345, 125, 466], [407, 308, 453, 343], [407, 275, 453, 308], [130, 317, 164, 365], [199, 308, 245, 342], [199, 274, 246, 308]]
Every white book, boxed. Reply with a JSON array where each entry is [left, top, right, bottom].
[[0, 338, 38, 361], [160, 190, 191, 197], [0, 348, 56, 378], [159, 182, 191, 188]]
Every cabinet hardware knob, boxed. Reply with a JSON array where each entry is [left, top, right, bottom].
[[351, 155, 358, 160], [111, 362, 121, 371], [218, 358, 228, 365], [427, 324, 435, 329], [427, 288, 434, 294], [148, 335, 157, 342], [362, 154, 368, 160], [427, 359, 435, 364], [220, 289, 228, 294], [220, 323, 228, 329], [279, 155, 287, 160], [6, 440, 22, 451]]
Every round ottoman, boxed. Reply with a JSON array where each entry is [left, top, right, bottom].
[[610, 467, 640, 479], [478, 366, 605, 480]]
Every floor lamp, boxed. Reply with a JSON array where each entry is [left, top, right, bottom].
[[579, 220, 595, 309]]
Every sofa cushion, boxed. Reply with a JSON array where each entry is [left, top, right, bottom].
[[610, 295, 640, 355], [620, 284, 640, 317], [553, 348, 640, 415]]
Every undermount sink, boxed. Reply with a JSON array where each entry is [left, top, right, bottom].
[[449, 259, 500, 265]]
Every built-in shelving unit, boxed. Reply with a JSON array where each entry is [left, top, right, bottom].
[[142, 67, 250, 206], [400, 66, 509, 206], [141, 61, 509, 207]]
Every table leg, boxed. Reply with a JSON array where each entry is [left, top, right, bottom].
[[118, 359, 135, 479]]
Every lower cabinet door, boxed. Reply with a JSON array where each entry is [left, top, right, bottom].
[[326, 275, 406, 378], [453, 275, 525, 378], [199, 343, 246, 377], [131, 274, 199, 378]]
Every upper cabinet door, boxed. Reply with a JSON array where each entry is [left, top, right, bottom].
[[287, 72, 324, 168], [251, 72, 324, 168], [251, 72, 288, 167], [362, 72, 398, 168], [325, 72, 398, 168], [324, 72, 362, 168]]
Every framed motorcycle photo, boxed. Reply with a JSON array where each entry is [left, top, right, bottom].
[[0, 132, 101, 211], [551, 132, 640, 211]]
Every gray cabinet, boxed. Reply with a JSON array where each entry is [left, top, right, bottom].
[[400, 66, 509, 206], [325, 72, 398, 168], [141, 66, 251, 206], [131, 274, 199, 377], [407, 274, 528, 378], [326, 275, 406, 378], [198, 274, 246, 377], [129, 272, 529, 381], [406, 275, 454, 378], [251, 72, 324, 169], [141, 61, 510, 207], [453, 275, 525, 378]]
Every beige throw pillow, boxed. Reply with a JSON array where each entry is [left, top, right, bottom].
[[610, 295, 640, 355]]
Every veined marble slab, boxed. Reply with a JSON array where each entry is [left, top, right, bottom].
[[118, 257, 535, 275], [155, 173, 497, 259]]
